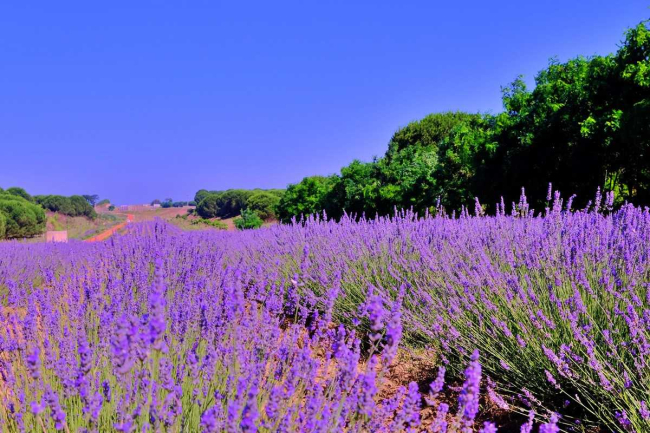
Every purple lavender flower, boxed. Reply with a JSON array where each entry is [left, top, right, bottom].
[[25, 345, 40, 381], [520, 410, 535, 433], [641, 401, 650, 420], [480, 421, 497, 433], [539, 413, 559, 433], [458, 350, 481, 430], [429, 366, 446, 397], [45, 387, 67, 430]]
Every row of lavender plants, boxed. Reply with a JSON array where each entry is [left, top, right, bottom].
[[0, 186, 644, 431], [0, 222, 544, 432], [199, 187, 647, 432]]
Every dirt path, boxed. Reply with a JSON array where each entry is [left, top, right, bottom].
[[84, 214, 134, 242]]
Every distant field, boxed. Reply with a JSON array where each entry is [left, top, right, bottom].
[[109, 206, 278, 231], [111, 206, 194, 222], [17, 212, 126, 243]]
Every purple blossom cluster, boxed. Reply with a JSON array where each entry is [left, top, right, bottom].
[[0, 187, 648, 432]]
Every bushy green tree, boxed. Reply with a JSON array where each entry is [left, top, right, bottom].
[[194, 190, 211, 205], [0, 193, 46, 239], [246, 191, 281, 220], [35, 195, 75, 215], [196, 194, 221, 218], [35, 194, 96, 218], [214, 190, 254, 218], [70, 195, 97, 218], [385, 111, 478, 158], [234, 208, 263, 230], [276, 176, 337, 223], [6, 187, 33, 202]]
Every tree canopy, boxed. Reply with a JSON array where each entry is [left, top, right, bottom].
[[0, 192, 46, 239], [276, 19, 650, 220], [195, 189, 285, 220], [35, 195, 97, 219]]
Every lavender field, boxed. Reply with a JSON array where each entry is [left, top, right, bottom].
[[0, 190, 648, 432]]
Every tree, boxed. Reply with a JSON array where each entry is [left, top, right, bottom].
[[276, 176, 337, 223], [246, 191, 281, 220], [70, 195, 97, 218], [194, 189, 211, 205], [151, 199, 162, 205], [0, 192, 46, 239], [35, 194, 97, 218], [196, 194, 220, 218], [82, 194, 100, 206], [97, 199, 110, 206], [275, 19, 650, 217], [214, 190, 254, 218], [6, 187, 33, 202], [385, 112, 478, 159], [234, 209, 264, 230]]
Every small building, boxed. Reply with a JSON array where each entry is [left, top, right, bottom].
[[46, 231, 68, 243], [152, 203, 161, 208]]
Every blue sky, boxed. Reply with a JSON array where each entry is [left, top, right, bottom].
[[1, 1, 648, 204]]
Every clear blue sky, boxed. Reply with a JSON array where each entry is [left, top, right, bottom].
[[1, 2, 648, 204]]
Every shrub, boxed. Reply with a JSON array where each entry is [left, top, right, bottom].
[[108, 205, 116, 211], [191, 218, 228, 229], [234, 208, 263, 230], [0, 193, 46, 239]]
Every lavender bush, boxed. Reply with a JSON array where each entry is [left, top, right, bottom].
[[0, 187, 647, 431]]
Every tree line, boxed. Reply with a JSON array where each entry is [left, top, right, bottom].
[[0, 187, 102, 240], [194, 189, 285, 221], [276, 20, 650, 222]]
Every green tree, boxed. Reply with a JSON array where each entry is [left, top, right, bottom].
[[214, 190, 254, 218], [6, 187, 33, 202], [196, 194, 221, 218], [385, 111, 478, 159], [194, 189, 212, 205], [276, 176, 337, 223], [70, 195, 97, 218], [0, 193, 46, 239], [246, 191, 281, 220], [328, 160, 379, 217]]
